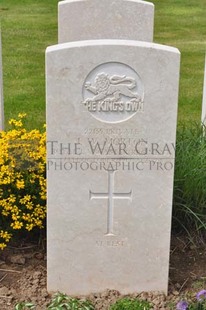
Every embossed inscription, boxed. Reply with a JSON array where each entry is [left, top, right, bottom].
[[82, 62, 144, 123], [96, 240, 124, 247], [84, 99, 143, 113], [84, 128, 140, 135], [90, 171, 132, 236]]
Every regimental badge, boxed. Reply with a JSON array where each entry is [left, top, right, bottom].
[[82, 62, 144, 123]]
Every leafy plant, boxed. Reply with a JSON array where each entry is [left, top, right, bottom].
[[47, 292, 94, 310], [15, 293, 94, 310], [14, 302, 35, 310], [109, 298, 151, 310]]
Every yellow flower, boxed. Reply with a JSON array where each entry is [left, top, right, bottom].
[[8, 119, 23, 128], [26, 223, 34, 231], [8, 195, 16, 203], [0, 114, 46, 248], [18, 113, 27, 119], [0, 231, 12, 242], [26, 201, 33, 210], [16, 179, 25, 189], [20, 195, 31, 204], [0, 243, 7, 250], [11, 221, 23, 230], [12, 214, 20, 221]]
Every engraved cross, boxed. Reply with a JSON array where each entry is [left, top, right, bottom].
[[90, 171, 132, 236]]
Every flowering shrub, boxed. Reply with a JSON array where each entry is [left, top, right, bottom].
[[0, 114, 46, 249], [177, 290, 206, 309]]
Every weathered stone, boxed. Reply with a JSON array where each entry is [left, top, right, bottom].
[[46, 39, 180, 295], [58, 0, 154, 43]]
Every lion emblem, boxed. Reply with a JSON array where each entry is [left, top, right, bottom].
[[84, 73, 141, 101]]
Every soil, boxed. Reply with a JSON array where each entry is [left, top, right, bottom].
[[0, 236, 205, 310]]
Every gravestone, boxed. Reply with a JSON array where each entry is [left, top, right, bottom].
[[58, 0, 154, 43], [201, 55, 206, 125], [0, 30, 4, 130], [46, 39, 180, 295]]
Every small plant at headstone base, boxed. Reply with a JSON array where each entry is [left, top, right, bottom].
[[176, 290, 206, 310], [15, 292, 95, 309], [14, 302, 35, 310], [47, 292, 94, 309], [0, 113, 46, 249], [109, 297, 151, 310]]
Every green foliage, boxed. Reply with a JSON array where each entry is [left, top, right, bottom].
[[109, 298, 151, 310], [47, 292, 94, 310], [189, 304, 206, 310], [15, 293, 94, 310], [14, 302, 35, 310], [173, 123, 206, 237]]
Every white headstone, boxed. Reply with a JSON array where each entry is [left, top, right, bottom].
[[58, 0, 154, 43], [46, 40, 180, 295], [201, 55, 206, 125], [0, 30, 4, 130]]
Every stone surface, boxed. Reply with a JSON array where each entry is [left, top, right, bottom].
[[46, 39, 180, 295], [58, 0, 154, 43], [201, 55, 206, 125], [0, 31, 4, 130]]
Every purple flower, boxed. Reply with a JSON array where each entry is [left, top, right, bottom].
[[196, 289, 206, 301], [176, 301, 189, 310]]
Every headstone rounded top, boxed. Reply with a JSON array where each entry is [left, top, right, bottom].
[[58, 0, 154, 43]]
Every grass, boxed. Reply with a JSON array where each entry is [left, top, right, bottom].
[[173, 123, 206, 236], [151, 0, 206, 123], [0, 0, 59, 130], [0, 0, 205, 129]]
